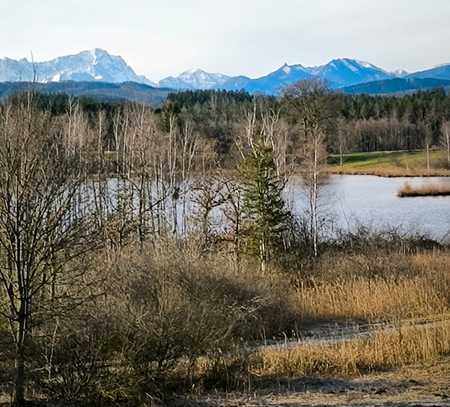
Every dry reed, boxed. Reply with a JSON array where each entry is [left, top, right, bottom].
[[398, 182, 450, 197], [296, 277, 448, 322], [294, 251, 450, 322], [253, 320, 450, 378]]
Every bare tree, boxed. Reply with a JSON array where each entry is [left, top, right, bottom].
[[425, 124, 432, 172], [0, 96, 93, 405], [336, 117, 349, 167], [283, 80, 337, 257], [220, 178, 244, 271], [441, 121, 450, 168], [192, 176, 226, 246]]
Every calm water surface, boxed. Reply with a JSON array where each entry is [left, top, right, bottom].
[[287, 175, 450, 241]]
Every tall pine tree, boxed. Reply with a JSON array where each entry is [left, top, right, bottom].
[[240, 141, 288, 272]]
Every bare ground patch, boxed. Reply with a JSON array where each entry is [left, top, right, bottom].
[[193, 357, 450, 407]]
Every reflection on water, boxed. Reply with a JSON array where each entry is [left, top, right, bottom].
[[287, 175, 450, 241]]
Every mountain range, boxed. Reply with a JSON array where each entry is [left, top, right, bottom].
[[161, 59, 450, 95], [0, 49, 156, 86], [1, 49, 450, 98], [159, 59, 397, 93]]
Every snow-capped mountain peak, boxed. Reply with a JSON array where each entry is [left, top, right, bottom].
[[159, 69, 231, 90], [277, 63, 309, 75], [0, 49, 156, 86], [281, 63, 291, 74], [1, 50, 448, 96], [354, 59, 378, 69], [182, 68, 204, 75], [392, 69, 409, 77], [309, 58, 393, 87]]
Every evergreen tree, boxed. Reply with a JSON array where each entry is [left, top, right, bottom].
[[240, 140, 288, 272]]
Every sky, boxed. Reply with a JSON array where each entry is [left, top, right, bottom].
[[1, 0, 449, 81]]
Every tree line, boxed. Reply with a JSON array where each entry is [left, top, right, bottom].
[[29, 86, 450, 162], [165, 87, 450, 157]]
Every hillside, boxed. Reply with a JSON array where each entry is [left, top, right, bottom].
[[0, 81, 172, 106], [341, 77, 450, 95]]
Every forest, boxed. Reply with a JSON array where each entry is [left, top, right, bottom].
[[34, 86, 450, 161], [0, 82, 450, 406]]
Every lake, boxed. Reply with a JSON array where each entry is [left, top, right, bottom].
[[287, 175, 450, 241]]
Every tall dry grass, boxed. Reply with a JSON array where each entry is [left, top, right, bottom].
[[398, 182, 450, 197], [296, 277, 448, 322], [254, 320, 450, 378], [192, 245, 450, 392], [292, 251, 450, 323]]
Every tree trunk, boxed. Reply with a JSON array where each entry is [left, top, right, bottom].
[[426, 144, 430, 172], [312, 140, 319, 258], [446, 128, 450, 168], [260, 239, 267, 273], [14, 321, 26, 406], [15, 350, 25, 405]]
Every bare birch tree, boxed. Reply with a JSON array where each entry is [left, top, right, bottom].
[[283, 80, 337, 257]]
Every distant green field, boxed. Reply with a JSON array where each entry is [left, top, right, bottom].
[[328, 150, 450, 176]]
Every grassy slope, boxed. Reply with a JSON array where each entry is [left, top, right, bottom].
[[328, 150, 450, 177]]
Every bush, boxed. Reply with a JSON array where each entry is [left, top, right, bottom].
[[29, 239, 298, 403], [31, 311, 124, 403], [104, 240, 298, 397]]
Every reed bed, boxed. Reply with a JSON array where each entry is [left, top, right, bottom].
[[398, 182, 450, 197], [294, 251, 450, 322], [296, 277, 448, 322], [253, 320, 450, 378]]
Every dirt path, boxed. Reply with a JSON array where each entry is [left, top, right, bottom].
[[258, 315, 450, 351]]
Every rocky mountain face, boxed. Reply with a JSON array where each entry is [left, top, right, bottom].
[[159, 69, 230, 90], [0, 49, 156, 86]]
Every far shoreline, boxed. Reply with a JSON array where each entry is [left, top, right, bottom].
[[329, 168, 450, 178]]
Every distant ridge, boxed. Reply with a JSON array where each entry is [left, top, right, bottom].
[[341, 77, 450, 95], [161, 60, 450, 95], [407, 64, 450, 81], [0, 81, 171, 106]]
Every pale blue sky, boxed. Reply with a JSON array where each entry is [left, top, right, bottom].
[[1, 0, 449, 80]]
